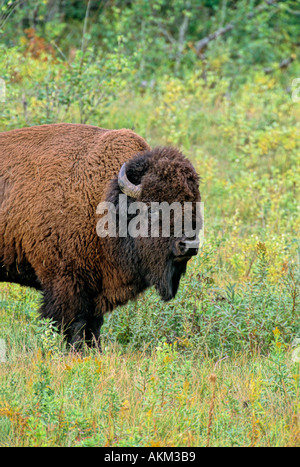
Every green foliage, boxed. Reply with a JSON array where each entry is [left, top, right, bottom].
[[0, 43, 132, 127], [1, 0, 299, 79], [100, 243, 299, 356]]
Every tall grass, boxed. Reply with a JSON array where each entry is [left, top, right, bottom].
[[1, 332, 299, 446]]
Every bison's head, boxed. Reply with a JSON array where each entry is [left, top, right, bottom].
[[105, 147, 201, 302]]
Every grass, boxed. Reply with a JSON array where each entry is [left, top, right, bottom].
[[0, 325, 299, 447], [0, 251, 299, 446]]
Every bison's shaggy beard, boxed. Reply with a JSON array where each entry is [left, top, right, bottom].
[[155, 259, 188, 302]]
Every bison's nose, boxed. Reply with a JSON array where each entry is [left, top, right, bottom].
[[173, 237, 199, 260]]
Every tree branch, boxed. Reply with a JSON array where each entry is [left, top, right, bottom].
[[195, 0, 280, 55], [175, 13, 189, 71], [264, 55, 296, 74]]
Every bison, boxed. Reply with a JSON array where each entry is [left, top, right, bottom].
[[0, 123, 201, 348]]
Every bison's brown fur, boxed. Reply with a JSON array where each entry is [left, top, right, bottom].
[[0, 123, 200, 347]]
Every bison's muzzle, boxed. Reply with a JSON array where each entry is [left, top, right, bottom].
[[172, 237, 200, 261]]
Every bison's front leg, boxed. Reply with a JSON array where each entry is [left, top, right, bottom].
[[64, 315, 103, 350], [86, 315, 104, 350], [67, 318, 88, 348], [68, 316, 103, 349], [39, 282, 98, 349]]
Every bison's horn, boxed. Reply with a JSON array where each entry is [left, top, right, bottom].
[[118, 163, 142, 199]]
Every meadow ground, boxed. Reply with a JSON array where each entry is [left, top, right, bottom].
[[0, 287, 299, 447]]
